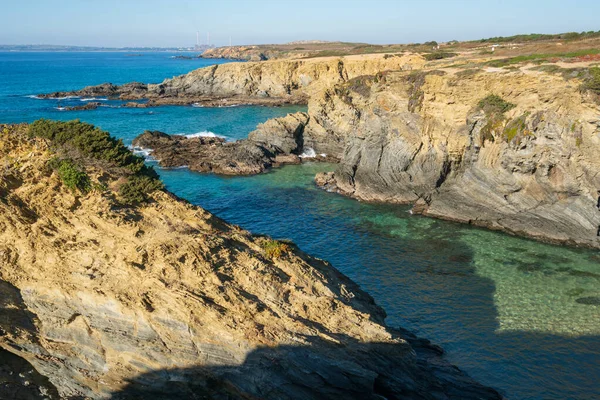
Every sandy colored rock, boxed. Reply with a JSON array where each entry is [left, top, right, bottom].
[[0, 124, 500, 399], [40, 54, 426, 107], [305, 69, 600, 248]]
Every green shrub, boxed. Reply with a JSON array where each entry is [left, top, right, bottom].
[[477, 94, 516, 115], [49, 158, 91, 193], [32, 119, 164, 205], [423, 52, 456, 61], [502, 114, 530, 143], [261, 239, 290, 260], [29, 119, 157, 178], [118, 175, 164, 204], [582, 67, 600, 94]]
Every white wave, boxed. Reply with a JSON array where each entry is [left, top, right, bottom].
[[55, 107, 66, 111], [80, 97, 108, 101], [320, 153, 327, 157], [25, 95, 42, 99], [192, 103, 241, 108], [184, 131, 226, 139], [56, 95, 80, 100], [299, 147, 317, 158], [159, 165, 189, 170], [131, 146, 154, 159]]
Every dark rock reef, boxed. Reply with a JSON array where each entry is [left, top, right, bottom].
[[132, 112, 335, 175]]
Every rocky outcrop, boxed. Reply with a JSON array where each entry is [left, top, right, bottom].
[[132, 112, 334, 175], [40, 82, 148, 100], [132, 130, 275, 175], [61, 101, 102, 111], [247, 111, 310, 153], [311, 68, 600, 248], [0, 124, 500, 399], [201, 45, 280, 61], [40, 54, 425, 107]]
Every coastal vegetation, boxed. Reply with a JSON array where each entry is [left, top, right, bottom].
[[477, 30, 600, 44], [423, 51, 457, 61], [477, 94, 516, 115], [476, 94, 516, 144], [487, 49, 600, 67], [261, 239, 290, 260], [47, 157, 91, 193], [29, 119, 163, 204], [582, 67, 600, 96]]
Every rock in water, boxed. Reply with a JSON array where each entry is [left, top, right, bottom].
[[0, 123, 500, 399], [131, 112, 323, 175]]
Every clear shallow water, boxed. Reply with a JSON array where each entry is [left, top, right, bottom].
[[1, 52, 600, 400]]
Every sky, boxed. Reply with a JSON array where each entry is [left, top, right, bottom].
[[1, 0, 599, 48]]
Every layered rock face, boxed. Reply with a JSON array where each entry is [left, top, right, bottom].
[[40, 54, 425, 107], [0, 125, 500, 399], [310, 69, 600, 248]]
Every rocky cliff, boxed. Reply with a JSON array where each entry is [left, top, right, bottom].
[[40, 54, 425, 107], [0, 123, 500, 399], [201, 45, 285, 61], [39, 54, 600, 247], [310, 68, 600, 248]]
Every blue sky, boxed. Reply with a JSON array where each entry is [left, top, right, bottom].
[[2, 0, 599, 47]]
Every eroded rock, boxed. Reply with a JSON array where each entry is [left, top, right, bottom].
[[0, 124, 500, 399]]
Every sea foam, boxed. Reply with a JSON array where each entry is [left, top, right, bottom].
[[299, 147, 317, 158], [184, 131, 226, 139]]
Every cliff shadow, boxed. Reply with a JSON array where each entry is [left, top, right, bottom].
[[0, 280, 61, 399], [109, 332, 501, 400]]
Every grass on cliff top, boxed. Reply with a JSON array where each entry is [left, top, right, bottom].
[[29, 119, 163, 204], [486, 48, 600, 67], [423, 52, 457, 61], [476, 30, 600, 44]]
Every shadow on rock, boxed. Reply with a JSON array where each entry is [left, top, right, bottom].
[[111, 332, 502, 400]]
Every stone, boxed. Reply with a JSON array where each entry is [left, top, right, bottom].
[[0, 123, 500, 399]]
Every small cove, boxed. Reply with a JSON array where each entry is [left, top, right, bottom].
[[1, 51, 599, 399]]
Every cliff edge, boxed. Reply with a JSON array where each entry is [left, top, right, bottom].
[[0, 123, 500, 399]]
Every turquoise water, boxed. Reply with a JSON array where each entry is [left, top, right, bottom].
[[1, 52, 600, 400]]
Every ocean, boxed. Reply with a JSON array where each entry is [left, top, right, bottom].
[[1, 51, 599, 399]]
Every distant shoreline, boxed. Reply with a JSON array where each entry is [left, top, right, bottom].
[[0, 45, 212, 53], [0, 49, 203, 53]]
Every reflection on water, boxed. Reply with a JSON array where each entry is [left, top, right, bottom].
[[159, 162, 600, 400]]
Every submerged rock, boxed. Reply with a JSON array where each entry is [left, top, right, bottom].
[[576, 297, 600, 306]]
